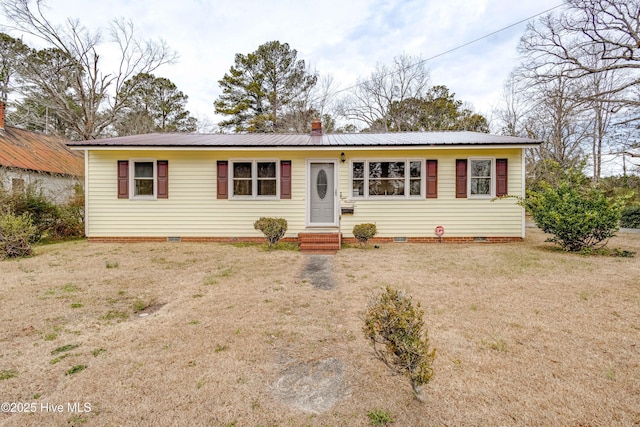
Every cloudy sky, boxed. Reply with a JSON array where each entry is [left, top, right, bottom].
[[1, 0, 564, 131]]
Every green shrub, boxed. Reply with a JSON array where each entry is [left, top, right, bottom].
[[49, 186, 85, 240], [620, 205, 640, 229], [353, 223, 377, 248], [0, 182, 85, 242], [0, 184, 57, 240], [362, 286, 435, 402], [49, 204, 84, 239], [0, 211, 39, 259], [253, 217, 288, 248], [521, 177, 624, 252]]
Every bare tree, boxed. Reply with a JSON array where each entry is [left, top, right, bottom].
[[338, 54, 431, 132], [516, 0, 640, 180], [524, 72, 592, 183], [494, 71, 556, 183], [278, 73, 340, 133], [1, 0, 177, 139], [494, 72, 533, 137], [519, 0, 640, 122], [586, 65, 618, 180]]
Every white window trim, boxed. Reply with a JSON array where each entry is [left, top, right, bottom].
[[468, 157, 494, 199], [229, 159, 280, 200], [349, 159, 425, 199], [129, 159, 157, 200]]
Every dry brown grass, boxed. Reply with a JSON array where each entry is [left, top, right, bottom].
[[1, 228, 639, 426]]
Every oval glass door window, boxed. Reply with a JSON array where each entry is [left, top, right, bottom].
[[317, 169, 328, 199]]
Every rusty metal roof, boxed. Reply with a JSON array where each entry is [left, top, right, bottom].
[[67, 131, 541, 149], [0, 126, 84, 176]]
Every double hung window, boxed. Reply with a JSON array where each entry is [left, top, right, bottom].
[[231, 160, 278, 198], [455, 158, 508, 198], [134, 161, 155, 196], [469, 159, 492, 196], [117, 159, 168, 200]]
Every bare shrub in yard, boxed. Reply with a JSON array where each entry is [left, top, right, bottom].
[[0, 211, 39, 259], [362, 286, 435, 402], [253, 217, 287, 248], [353, 223, 377, 248]]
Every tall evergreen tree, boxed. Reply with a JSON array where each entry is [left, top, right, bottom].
[[114, 73, 197, 135], [0, 32, 29, 103], [214, 41, 318, 133], [9, 48, 82, 137]]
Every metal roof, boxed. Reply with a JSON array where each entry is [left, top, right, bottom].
[[0, 126, 84, 176], [67, 131, 541, 149]]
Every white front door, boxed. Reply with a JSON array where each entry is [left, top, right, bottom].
[[308, 161, 337, 226]]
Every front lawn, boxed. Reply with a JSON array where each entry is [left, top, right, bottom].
[[1, 228, 638, 426]]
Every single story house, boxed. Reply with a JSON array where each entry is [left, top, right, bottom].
[[68, 121, 541, 251], [0, 102, 84, 204]]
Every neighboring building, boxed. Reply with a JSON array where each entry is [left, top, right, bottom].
[[68, 121, 541, 251], [0, 103, 84, 204]]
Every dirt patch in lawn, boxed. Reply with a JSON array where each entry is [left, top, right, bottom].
[[301, 255, 336, 290], [136, 302, 166, 317], [0, 229, 639, 426]]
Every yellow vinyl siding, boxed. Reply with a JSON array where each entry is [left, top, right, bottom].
[[87, 150, 308, 238], [337, 149, 524, 238], [85, 147, 525, 238]]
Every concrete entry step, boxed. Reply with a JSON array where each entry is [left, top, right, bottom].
[[298, 232, 340, 253]]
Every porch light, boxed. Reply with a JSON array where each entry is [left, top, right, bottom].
[[340, 152, 346, 163]]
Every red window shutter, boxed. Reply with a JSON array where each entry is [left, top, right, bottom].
[[157, 160, 168, 199], [426, 159, 437, 198], [280, 160, 291, 199], [455, 159, 467, 198], [496, 158, 508, 196], [117, 160, 129, 199], [217, 161, 228, 199]]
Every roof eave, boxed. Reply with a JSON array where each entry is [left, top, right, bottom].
[[69, 142, 541, 150]]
